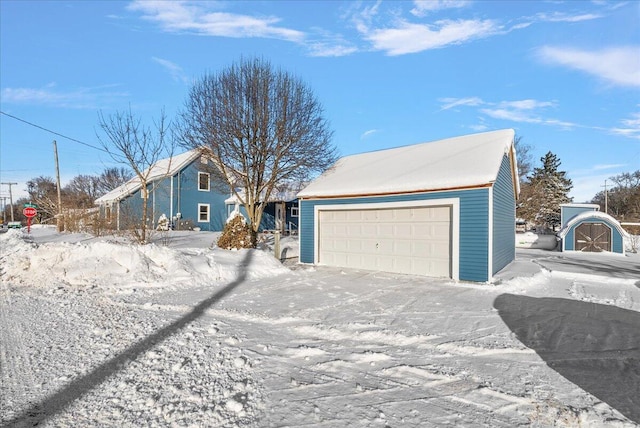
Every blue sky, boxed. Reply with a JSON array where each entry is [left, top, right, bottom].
[[1, 0, 639, 204]]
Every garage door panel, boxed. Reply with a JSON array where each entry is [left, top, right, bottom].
[[393, 240, 412, 256], [394, 224, 413, 237], [318, 205, 452, 278]]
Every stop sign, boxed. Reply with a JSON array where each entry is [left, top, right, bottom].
[[23, 207, 37, 218]]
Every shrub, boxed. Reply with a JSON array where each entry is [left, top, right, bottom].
[[217, 213, 253, 250]]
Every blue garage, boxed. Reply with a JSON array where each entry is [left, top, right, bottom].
[[297, 129, 519, 283]]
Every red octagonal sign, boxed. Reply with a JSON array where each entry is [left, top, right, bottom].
[[23, 207, 37, 218]]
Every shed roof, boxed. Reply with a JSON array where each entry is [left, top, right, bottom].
[[297, 129, 517, 199], [558, 211, 630, 239], [95, 149, 203, 204]]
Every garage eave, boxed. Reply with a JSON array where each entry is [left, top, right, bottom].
[[299, 183, 493, 201]]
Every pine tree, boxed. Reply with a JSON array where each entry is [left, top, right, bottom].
[[519, 151, 573, 231]]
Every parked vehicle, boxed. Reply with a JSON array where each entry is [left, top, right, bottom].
[[7, 221, 22, 229]]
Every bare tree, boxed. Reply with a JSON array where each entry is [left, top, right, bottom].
[[26, 176, 59, 223], [64, 175, 100, 208], [97, 108, 174, 243], [178, 57, 337, 246], [95, 167, 133, 197], [514, 135, 533, 183]]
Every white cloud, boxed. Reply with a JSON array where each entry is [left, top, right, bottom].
[[438, 97, 484, 110], [498, 99, 556, 110], [593, 163, 627, 171], [1, 85, 129, 109], [361, 129, 380, 139], [128, 0, 305, 42], [364, 18, 500, 55], [411, 0, 470, 17], [537, 45, 640, 88], [610, 113, 640, 139], [151, 57, 190, 84], [534, 12, 603, 23], [481, 108, 539, 123]]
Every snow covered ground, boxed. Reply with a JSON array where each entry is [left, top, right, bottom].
[[1, 226, 639, 427]]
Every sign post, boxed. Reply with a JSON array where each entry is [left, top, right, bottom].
[[23, 206, 37, 233]]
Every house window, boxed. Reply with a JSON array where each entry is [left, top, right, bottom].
[[291, 206, 299, 217], [198, 172, 210, 191], [198, 204, 210, 222]]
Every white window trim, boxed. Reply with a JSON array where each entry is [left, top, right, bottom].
[[291, 206, 299, 218], [198, 172, 210, 192], [313, 198, 460, 281], [198, 203, 210, 223]]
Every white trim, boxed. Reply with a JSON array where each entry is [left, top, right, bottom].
[[313, 198, 460, 280], [170, 176, 174, 219], [198, 171, 210, 192], [197, 203, 210, 223], [487, 187, 493, 281], [558, 211, 629, 255], [291, 206, 299, 217]]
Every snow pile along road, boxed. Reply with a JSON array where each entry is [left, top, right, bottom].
[[2, 229, 288, 292]]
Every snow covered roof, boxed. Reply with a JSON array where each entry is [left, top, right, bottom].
[[225, 188, 300, 205], [95, 149, 203, 204], [558, 211, 630, 239], [297, 129, 517, 198]]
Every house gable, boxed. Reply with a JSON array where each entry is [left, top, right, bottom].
[[95, 150, 230, 231]]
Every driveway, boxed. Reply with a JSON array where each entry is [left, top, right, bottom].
[[500, 248, 640, 283]]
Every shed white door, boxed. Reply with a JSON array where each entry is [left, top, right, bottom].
[[318, 205, 452, 277]]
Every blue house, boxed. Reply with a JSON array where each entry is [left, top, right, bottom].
[[225, 188, 300, 234], [297, 129, 519, 282], [95, 149, 229, 231], [558, 204, 629, 254]]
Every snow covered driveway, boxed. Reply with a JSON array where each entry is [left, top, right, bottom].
[[1, 228, 639, 427]]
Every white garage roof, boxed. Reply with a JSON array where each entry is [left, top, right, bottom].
[[298, 129, 517, 198]]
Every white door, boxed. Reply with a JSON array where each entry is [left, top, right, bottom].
[[318, 205, 451, 277]]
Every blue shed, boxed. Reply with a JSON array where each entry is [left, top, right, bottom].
[[297, 129, 519, 282], [558, 205, 629, 254]]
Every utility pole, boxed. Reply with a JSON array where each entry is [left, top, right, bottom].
[[0, 196, 6, 222], [602, 180, 608, 215], [0, 182, 18, 222], [53, 140, 64, 232]]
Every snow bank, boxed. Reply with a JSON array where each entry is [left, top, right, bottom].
[[2, 229, 289, 293], [516, 232, 558, 250]]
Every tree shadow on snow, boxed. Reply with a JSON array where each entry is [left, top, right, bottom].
[[4, 250, 254, 428], [494, 294, 640, 423]]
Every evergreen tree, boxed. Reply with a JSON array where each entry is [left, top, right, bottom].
[[518, 151, 573, 231]]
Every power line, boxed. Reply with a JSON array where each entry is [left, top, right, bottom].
[[0, 110, 108, 153]]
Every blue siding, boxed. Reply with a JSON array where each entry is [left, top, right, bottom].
[[561, 205, 599, 226], [174, 162, 228, 231], [492, 154, 516, 274], [564, 216, 624, 253], [565, 228, 575, 251], [300, 188, 491, 282], [117, 159, 229, 231]]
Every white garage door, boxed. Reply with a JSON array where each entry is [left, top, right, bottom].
[[318, 205, 452, 277]]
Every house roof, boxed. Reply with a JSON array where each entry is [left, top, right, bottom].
[[224, 188, 299, 205], [95, 149, 203, 204], [297, 129, 517, 199], [558, 211, 630, 239]]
